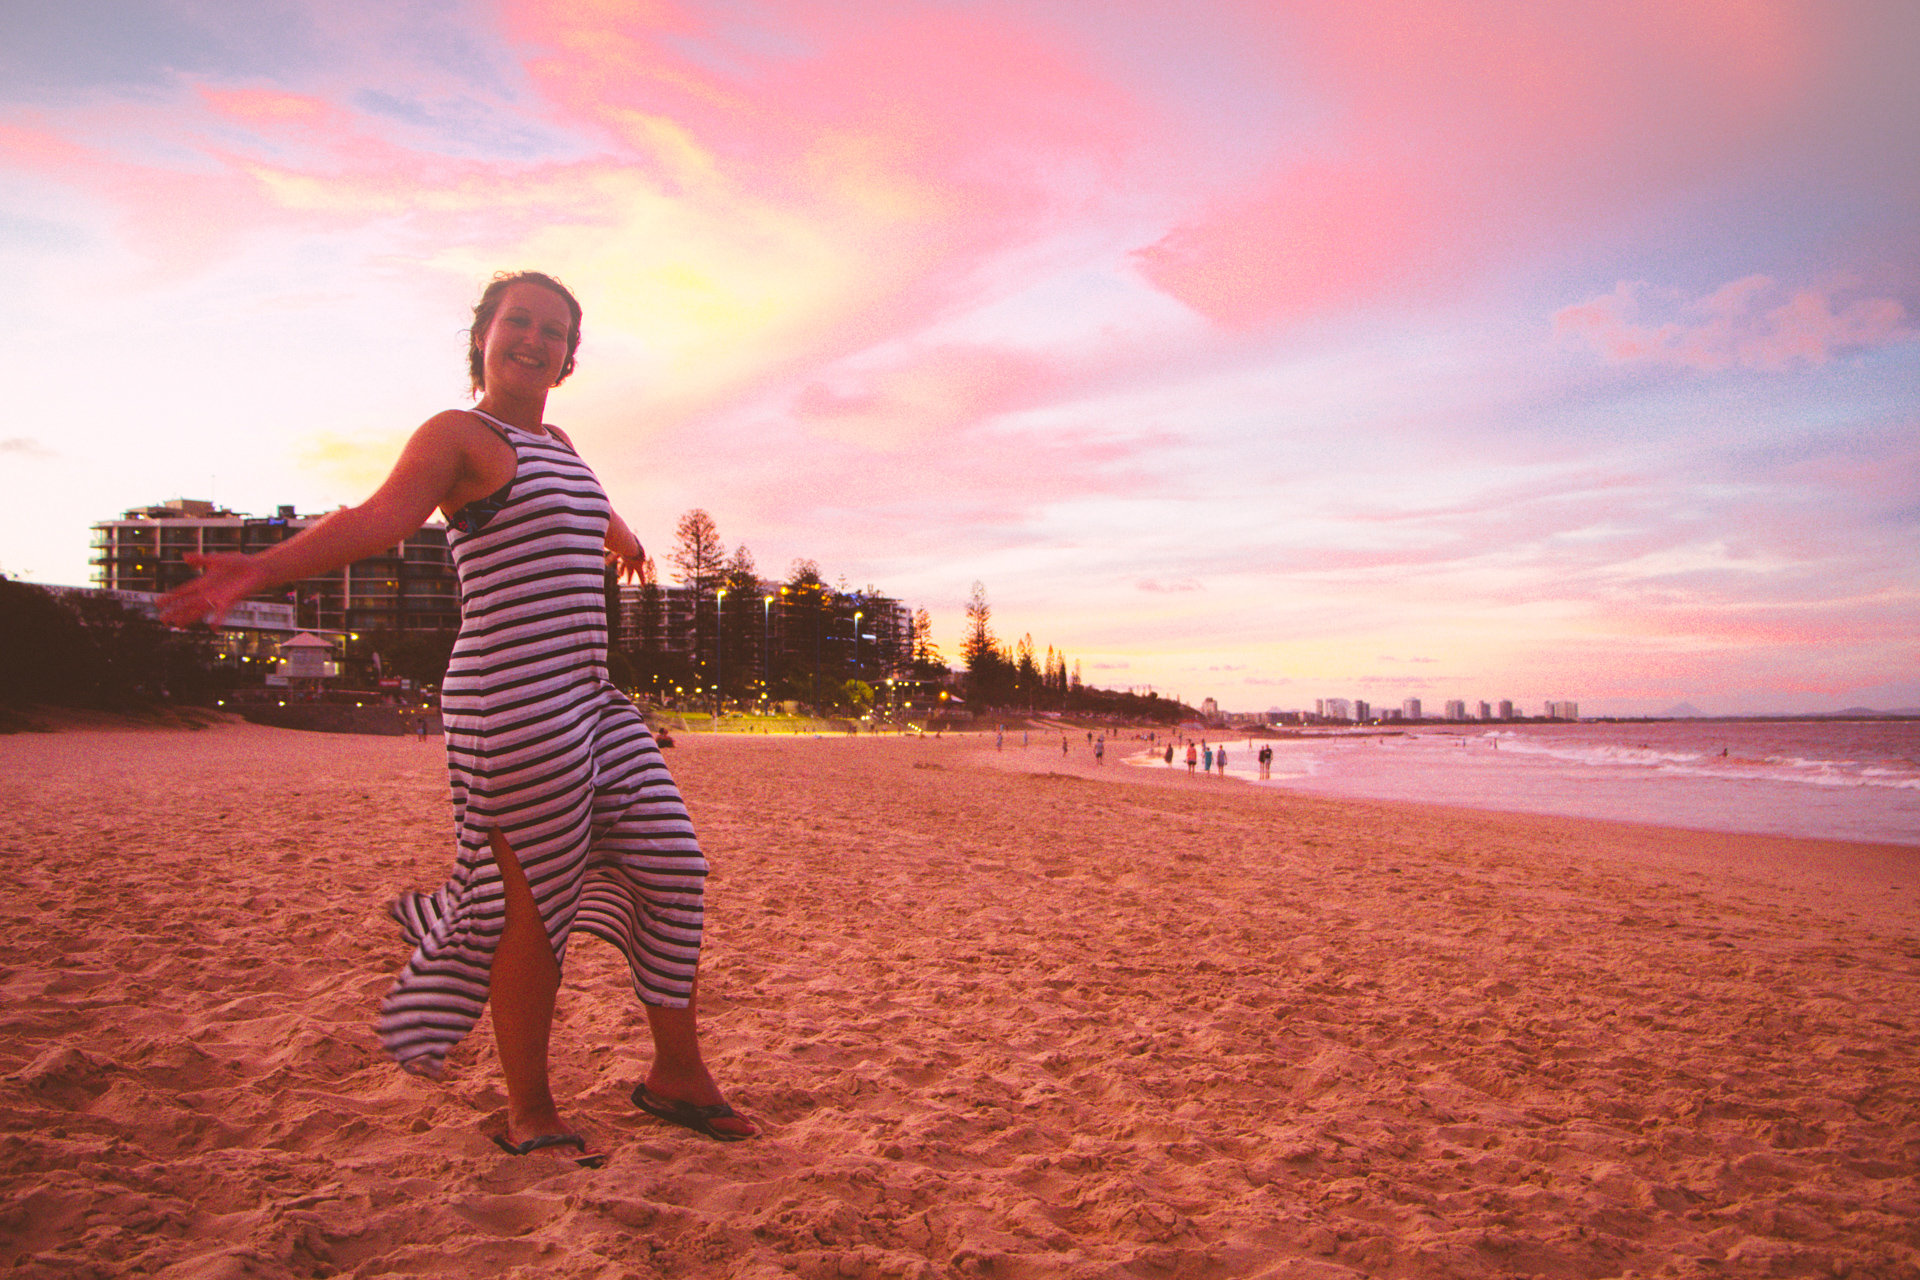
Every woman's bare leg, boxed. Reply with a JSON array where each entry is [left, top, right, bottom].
[[489, 828, 602, 1158], [642, 992, 757, 1138]]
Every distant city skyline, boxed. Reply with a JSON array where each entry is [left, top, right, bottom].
[[1303, 696, 1575, 723], [4, 2, 1915, 718]]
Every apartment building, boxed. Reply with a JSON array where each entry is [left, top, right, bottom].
[[92, 499, 459, 637], [615, 581, 912, 681]]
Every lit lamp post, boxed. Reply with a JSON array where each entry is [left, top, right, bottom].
[[852, 610, 862, 682], [714, 586, 726, 729], [763, 592, 774, 706]]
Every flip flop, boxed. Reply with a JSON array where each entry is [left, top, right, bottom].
[[631, 1083, 754, 1142], [491, 1132, 608, 1168]]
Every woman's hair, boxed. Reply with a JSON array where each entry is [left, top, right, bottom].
[[467, 270, 583, 394]]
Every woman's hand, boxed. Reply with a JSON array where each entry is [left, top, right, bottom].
[[604, 511, 647, 584], [157, 552, 271, 629], [605, 545, 649, 584]]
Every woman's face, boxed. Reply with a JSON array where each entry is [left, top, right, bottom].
[[477, 282, 576, 396]]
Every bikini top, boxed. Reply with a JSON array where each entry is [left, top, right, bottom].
[[447, 409, 570, 535]]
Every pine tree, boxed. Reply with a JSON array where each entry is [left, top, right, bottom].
[[1015, 633, 1039, 708], [670, 509, 727, 595], [781, 559, 829, 710], [962, 582, 1001, 709], [670, 510, 726, 692], [961, 582, 995, 672], [719, 543, 759, 697], [910, 608, 944, 675]]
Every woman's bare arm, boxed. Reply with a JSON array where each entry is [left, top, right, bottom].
[[158, 412, 476, 628]]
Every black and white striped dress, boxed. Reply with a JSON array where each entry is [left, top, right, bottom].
[[375, 410, 707, 1074]]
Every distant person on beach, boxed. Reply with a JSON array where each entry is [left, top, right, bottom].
[[1203, 744, 1213, 774], [1186, 743, 1197, 774], [1258, 744, 1272, 779], [159, 271, 754, 1164], [1216, 745, 1227, 775], [1164, 744, 1173, 766], [1095, 736, 1105, 764]]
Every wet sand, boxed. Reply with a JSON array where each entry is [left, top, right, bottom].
[[2, 720, 1916, 1279]]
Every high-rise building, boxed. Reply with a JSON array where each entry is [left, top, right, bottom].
[[1353, 699, 1371, 722], [1402, 697, 1423, 721], [1477, 701, 1492, 720], [1546, 701, 1580, 721], [1444, 699, 1467, 721], [92, 499, 458, 637], [1497, 700, 1514, 720]]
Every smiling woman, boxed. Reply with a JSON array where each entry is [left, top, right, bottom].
[[156, 271, 757, 1163], [467, 270, 583, 395]]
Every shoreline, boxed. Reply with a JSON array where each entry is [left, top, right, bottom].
[[960, 732, 1920, 928], [1118, 729, 1920, 851]]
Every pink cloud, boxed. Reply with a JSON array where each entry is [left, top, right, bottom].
[[1132, 159, 1437, 329], [1554, 276, 1911, 370], [1598, 600, 1916, 648], [8, 0, 1142, 348], [0, 116, 294, 279], [792, 345, 1064, 449], [199, 87, 340, 127], [1131, 0, 1810, 327]]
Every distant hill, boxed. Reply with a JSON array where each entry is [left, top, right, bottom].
[[1661, 702, 1706, 718]]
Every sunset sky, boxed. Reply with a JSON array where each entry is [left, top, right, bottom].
[[3, 0, 1915, 715]]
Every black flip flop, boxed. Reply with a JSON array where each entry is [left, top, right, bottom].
[[631, 1083, 754, 1142], [491, 1131, 608, 1168]]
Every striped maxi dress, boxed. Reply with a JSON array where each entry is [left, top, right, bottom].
[[375, 410, 707, 1075]]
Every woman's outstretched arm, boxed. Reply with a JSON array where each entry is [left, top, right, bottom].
[[158, 413, 475, 628]]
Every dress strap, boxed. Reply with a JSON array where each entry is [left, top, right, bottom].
[[466, 408, 519, 444]]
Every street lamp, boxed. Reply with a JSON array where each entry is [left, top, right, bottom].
[[763, 592, 774, 699], [853, 609, 862, 681], [714, 586, 727, 727]]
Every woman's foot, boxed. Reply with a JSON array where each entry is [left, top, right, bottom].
[[640, 996, 758, 1140], [492, 1129, 607, 1168], [501, 1103, 609, 1166], [636, 1069, 758, 1140]]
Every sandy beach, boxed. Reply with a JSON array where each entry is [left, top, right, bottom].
[[2, 718, 1916, 1279]]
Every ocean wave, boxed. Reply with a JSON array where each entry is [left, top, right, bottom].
[[1485, 736, 1920, 790]]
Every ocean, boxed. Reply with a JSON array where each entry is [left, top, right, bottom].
[[1130, 720, 1920, 846]]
